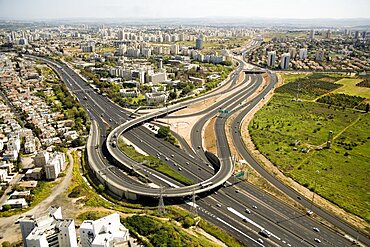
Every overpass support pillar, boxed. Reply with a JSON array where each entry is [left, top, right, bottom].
[[125, 191, 138, 201]]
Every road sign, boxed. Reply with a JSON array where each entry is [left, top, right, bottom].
[[235, 171, 245, 178]]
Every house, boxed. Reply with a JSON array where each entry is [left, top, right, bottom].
[[2, 198, 28, 209]]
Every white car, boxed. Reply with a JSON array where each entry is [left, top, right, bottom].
[[314, 238, 321, 243], [313, 227, 320, 232]]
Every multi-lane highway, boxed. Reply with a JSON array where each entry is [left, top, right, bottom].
[[25, 52, 369, 246]]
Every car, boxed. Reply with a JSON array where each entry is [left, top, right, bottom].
[[235, 190, 240, 193], [259, 229, 271, 238], [109, 118, 112, 122], [297, 196, 302, 200], [171, 154, 174, 158], [178, 167, 182, 171], [186, 162, 190, 165], [313, 227, 320, 232], [216, 204, 222, 208], [314, 238, 321, 243], [197, 146, 201, 149], [165, 157, 169, 161], [307, 210, 313, 216], [245, 209, 251, 214], [252, 205, 257, 209], [257, 238, 264, 244]]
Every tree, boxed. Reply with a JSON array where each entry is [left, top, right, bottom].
[[156, 126, 170, 139], [2, 241, 11, 247], [2, 204, 11, 211], [97, 184, 105, 193], [183, 216, 195, 228], [366, 103, 369, 113], [71, 137, 85, 147]]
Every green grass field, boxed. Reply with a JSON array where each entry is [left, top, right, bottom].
[[334, 78, 370, 99], [249, 75, 370, 223]]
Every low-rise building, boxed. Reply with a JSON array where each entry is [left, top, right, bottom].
[[145, 92, 168, 105], [80, 213, 129, 247], [2, 198, 28, 209]]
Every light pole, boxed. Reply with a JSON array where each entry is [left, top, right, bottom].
[[310, 170, 320, 211]]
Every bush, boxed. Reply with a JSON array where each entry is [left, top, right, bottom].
[[183, 216, 195, 228], [2, 241, 11, 247], [2, 204, 11, 211]]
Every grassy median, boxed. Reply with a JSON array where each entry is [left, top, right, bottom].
[[117, 138, 194, 186]]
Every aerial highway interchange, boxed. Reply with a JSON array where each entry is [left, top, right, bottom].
[[26, 41, 370, 246]]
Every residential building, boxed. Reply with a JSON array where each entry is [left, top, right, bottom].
[[309, 29, 315, 40], [170, 44, 179, 55], [280, 53, 290, 69], [149, 72, 167, 84], [315, 49, 325, 62], [2, 198, 28, 209], [299, 48, 308, 60], [117, 29, 125, 40], [145, 92, 168, 105], [20, 206, 78, 247], [289, 47, 297, 59], [267, 51, 276, 67], [80, 213, 129, 247], [195, 37, 203, 50]]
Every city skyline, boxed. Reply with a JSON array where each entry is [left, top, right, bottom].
[[0, 0, 370, 20]]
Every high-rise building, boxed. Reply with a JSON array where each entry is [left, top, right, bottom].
[[267, 51, 276, 67], [362, 31, 367, 40], [326, 29, 332, 39], [299, 48, 308, 60], [117, 29, 125, 40], [280, 53, 290, 69], [354, 30, 360, 39], [315, 49, 325, 61], [170, 44, 179, 55], [195, 37, 203, 50], [289, 47, 297, 59], [309, 29, 315, 40], [80, 213, 129, 247], [20, 206, 77, 247]]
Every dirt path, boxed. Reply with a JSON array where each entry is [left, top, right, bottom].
[[0, 150, 79, 244]]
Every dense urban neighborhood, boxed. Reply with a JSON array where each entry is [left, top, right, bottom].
[[0, 1, 369, 247]]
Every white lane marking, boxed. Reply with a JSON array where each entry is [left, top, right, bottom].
[[227, 207, 281, 241], [216, 217, 264, 246]]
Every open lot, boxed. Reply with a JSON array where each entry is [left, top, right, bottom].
[[249, 74, 370, 223], [333, 78, 370, 99]]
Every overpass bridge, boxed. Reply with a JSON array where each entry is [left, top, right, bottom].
[[93, 103, 235, 199]]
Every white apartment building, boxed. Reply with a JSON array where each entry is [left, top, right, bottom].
[[20, 206, 78, 247], [267, 51, 276, 67], [80, 213, 129, 247], [126, 48, 140, 58], [33, 151, 66, 180], [299, 48, 308, 60], [145, 92, 168, 105], [149, 72, 167, 84], [280, 53, 290, 69]]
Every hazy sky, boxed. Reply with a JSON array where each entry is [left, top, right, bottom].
[[0, 0, 369, 20]]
